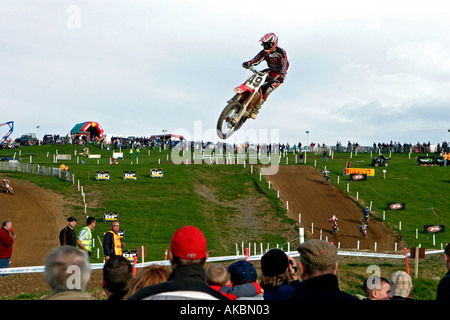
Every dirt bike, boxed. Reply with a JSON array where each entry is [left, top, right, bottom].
[[358, 226, 367, 239], [3, 182, 14, 195], [323, 174, 330, 184], [360, 214, 370, 223], [216, 67, 268, 139], [331, 223, 339, 234]]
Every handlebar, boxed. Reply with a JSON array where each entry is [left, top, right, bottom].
[[250, 67, 266, 77], [243, 64, 266, 77]]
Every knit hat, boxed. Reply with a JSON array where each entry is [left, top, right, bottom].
[[261, 249, 289, 277], [390, 271, 412, 298], [170, 226, 207, 260], [228, 260, 257, 284], [297, 239, 338, 267]]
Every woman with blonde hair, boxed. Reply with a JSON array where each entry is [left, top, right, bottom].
[[125, 264, 170, 299]]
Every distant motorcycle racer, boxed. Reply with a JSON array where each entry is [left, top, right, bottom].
[[242, 33, 289, 120]]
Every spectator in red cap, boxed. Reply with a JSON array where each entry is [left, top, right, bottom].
[[128, 225, 228, 300]]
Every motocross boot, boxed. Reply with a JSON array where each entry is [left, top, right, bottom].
[[250, 99, 265, 120]]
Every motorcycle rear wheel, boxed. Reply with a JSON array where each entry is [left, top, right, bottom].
[[216, 100, 244, 139]]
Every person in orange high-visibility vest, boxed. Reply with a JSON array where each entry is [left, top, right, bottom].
[[103, 221, 125, 261]]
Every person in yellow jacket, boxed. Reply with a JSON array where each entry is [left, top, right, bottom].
[[444, 152, 450, 167], [103, 221, 125, 261], [77, 217, 96, 257]]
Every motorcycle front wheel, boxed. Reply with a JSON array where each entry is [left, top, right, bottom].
[[216, 100, 244, 139]]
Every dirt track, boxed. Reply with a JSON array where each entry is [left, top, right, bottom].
[[265, 165, 403, 251], [0, 177, 68, 267]]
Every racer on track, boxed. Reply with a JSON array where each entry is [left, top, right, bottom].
[[329, 214, 338, 232]]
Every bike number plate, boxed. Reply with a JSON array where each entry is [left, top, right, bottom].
[[246, 74, 264, 89]]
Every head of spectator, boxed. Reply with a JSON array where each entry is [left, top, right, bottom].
[[287, 239, 357, 300], [227, 260, 258, 286], [260, 248, 299, 300], [67, 216, 77, 227], [297, 239, 338, 280], [445, 242, 450, 271], [102, 255, 134, 300], [390, 271, 413, 300], [363, 276, 392, 300], [127, 226, 227, 300], [261, 248, 291, 286], [44, 245, 91, 300], [86, 216, 96, 229], [437, 242, 450, 300], [207, 263, 230, 287], [125, 265, 170, 299], [169, 225, 208, 268]]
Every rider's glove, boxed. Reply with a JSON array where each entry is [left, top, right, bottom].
[[242, 61, 251, 69]]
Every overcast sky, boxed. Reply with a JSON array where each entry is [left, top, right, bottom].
[[1, 0, 450, 146]]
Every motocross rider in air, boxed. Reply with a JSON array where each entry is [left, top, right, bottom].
[[329, 214, 338, 229], [242, 33, 289, 120]]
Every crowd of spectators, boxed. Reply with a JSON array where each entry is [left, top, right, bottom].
[[35, 225, 450, 301]]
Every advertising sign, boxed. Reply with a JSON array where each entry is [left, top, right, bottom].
[[350, 173, 367, 181], [345, 168, 375, 177], [123, 171, 137, 180], [103, 212, 119, 222], [151, 168, 163, 178], [122, 250, 137, 262], [387, 203, 405, 210], [424, 225, 445, 234], [96, 171, 110, 181]]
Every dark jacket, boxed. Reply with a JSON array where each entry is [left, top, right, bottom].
[[437, 271, 450, 300], [128, 264, 228, 300], [287, 274, 358, 300], [264, 280, 301, 300], [59, 226, 76, 246]]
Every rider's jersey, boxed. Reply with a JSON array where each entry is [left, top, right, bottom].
[[246, 47, 289, 83]]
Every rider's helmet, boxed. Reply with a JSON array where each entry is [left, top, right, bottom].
[[260, 33, 278, 54]]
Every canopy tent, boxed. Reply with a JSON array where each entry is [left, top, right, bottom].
[[70, 121, 104, 139], [0, 121, 14, 144]]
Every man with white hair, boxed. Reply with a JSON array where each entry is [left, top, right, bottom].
[[44, 245, 92, 300]]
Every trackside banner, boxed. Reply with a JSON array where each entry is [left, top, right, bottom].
[[387, 203, 405, 210], [350, 173, 367, 181], [424, 225, 445, 233], [345, 168, 375, 177]]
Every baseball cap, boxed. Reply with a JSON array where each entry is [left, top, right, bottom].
[[297, 239, 338, 267], [261, 249, 289, 277], [390, 271, 412, 298], [67, 216, 77, 222], [228, 260, 257, 284], [170, 226, 207, 260]]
